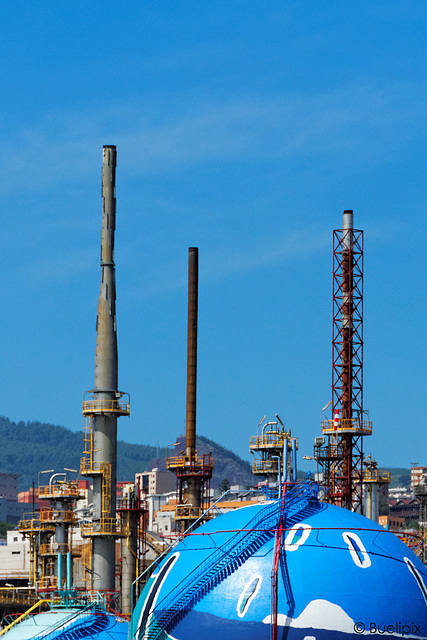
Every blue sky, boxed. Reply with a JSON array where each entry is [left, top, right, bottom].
[[1, 1, 426, 472]]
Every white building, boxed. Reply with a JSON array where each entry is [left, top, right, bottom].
[[0, 530, 31, 584], [410, 466, 427, 491], [135, 469, 176, 496]]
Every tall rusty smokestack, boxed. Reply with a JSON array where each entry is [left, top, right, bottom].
[[167, 248, 214, 532], [186, 247, 198, 458]]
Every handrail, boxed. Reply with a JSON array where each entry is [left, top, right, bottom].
[[321, 418, 372, 434], [38, 484, 82, 499], [362, 470, 391, 483], [83, 399, 130, 416], [129, 488, 265, 618], [252, 459, 279, 474], [144, 482, 316, 640], [143, 502, 278, 639], [28, 601, 102, 640], [249, 433, 293, 448], [0, 599, 49, 637], [81, 518, 125, 537], [140, 481, 318, 640], [166, 452, 214, 473]]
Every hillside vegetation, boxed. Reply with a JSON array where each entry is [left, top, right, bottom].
[[0, 416, 408, 493], [385, 468, 411, 488], [0, 416, 253, 491]]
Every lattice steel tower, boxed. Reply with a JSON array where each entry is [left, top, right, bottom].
[[315, 210, 372, 511]]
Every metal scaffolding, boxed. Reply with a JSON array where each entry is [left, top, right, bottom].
[[18, 475, 84, 592], [315, 211, 372, 512]]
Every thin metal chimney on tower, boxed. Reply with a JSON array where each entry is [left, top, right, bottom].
[[167, 248, 214, 533], [185, 247, 198, 460], [80, 146, 130, 593]]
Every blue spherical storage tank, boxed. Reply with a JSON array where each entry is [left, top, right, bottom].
[[130, 481, 427, 640]]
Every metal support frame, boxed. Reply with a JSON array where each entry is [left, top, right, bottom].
[[316, 212, 371, 512]]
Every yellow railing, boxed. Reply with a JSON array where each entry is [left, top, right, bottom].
[[175, 505, 202, 519], [82, 415, 94, 469], [315, 444, 343, 459], [83, 399, 130, 416], [322, 418, 373, 435], [362, 469, 391, 483], [38, 483, 82, 500], [38, 576, 57, 589], [102, 462, 111, 519], [166, 452, 214, 473], [39, 542, 69, 556], [18, 515, 40, 531], [81, 542, 92, 583], [39, 509, 75, 524], [81, 518, 126, 537], [175, 505, 214, 521], [0, 599, 49, 637], [80, 415, 115, 534], [252, 460, 279, 474], [145, 533, 168, 555], [80, 458, 105, 476], [249, 433, 296, 450], [18, 514, 54, 532], [0, 588, 38, 607]]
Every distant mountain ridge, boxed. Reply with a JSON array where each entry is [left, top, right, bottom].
[[0, 416, 409, 493], [0, 416, 253, 491]]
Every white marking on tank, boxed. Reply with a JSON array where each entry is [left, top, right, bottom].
[[284, 524, 312, 551], [342, 532, 371, 568], [404, 556, 427, 605], [236, 575, 262, 617]]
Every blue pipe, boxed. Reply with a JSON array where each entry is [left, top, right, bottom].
[[57, 553, 62, 590], [292, 438, 297, 481], [66, 552, 72, 589], [283, 439, 288, 484]]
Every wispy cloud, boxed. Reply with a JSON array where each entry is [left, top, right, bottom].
[[123, 213, 410, 301], [15, 248, 96, 287], [202, 227, 330, 281], [133, 226, 330, 299], [0, 80, 424, 195]]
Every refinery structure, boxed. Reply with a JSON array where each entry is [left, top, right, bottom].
[[0, 148, 426, 639], [79, 144, 130, 594], [166, 247, 214, 534]]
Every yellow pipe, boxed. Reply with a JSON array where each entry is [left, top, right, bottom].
[[0, 599, 48, 636]]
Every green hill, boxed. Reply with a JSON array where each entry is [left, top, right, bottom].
[[4, 415, 403, 494], [383, 467, 411, 488], [149, 433, 254, 489], [0, 416, 253, 491]]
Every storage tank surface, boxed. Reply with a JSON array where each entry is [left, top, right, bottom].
[[131, 485, 427, 640]]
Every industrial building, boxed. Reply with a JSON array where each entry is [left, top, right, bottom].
[[411, 466, 427, 491], [135, 469, 176, 496]]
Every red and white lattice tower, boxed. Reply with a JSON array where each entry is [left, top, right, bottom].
[[317, 210, 372, 512]]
